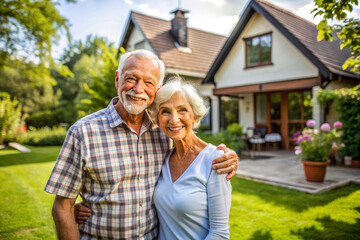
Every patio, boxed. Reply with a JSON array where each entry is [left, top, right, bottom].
[[236, 150, 360, 194]]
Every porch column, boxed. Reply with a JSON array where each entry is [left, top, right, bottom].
[[211, 95, 220, 134], [312, 86, 323, 128]]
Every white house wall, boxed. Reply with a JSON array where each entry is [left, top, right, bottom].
[[239, 93, 254, 132], [126, 26, 153, 51], [214, 13, 318, 88]]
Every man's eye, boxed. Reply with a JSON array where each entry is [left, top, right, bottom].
[[145, 81, 155, 86]]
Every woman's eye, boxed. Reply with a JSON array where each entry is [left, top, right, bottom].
[[179, 108, 187, 112], [160, 110, 170, 114]]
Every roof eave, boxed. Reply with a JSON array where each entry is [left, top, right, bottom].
[[202, 1, 255, 85]]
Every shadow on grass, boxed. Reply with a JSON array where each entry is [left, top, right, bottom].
[[231, 177, 360, 212], [248, 230, 273, 240], [0, 146, 61, 167], [291, 216, 360, 240]]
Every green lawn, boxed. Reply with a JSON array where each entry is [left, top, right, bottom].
[[0, 146, 359, 240]]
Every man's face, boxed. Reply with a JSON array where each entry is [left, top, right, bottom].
[[116, 56, 160, 115]]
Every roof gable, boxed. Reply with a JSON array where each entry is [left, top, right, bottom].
[[203, 0, 358, 84], [119, 11, 227, 75]]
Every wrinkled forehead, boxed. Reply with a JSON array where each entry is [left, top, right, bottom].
[[122, 56, 160, 80]]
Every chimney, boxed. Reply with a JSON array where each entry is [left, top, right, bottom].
[[170, 8, 189, 47]]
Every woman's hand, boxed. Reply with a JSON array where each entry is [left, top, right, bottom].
[[213, 144, 239, 181], [74, 201, 92, 224]]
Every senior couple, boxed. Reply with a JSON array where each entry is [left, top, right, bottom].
[[45, 49, 237, 239]]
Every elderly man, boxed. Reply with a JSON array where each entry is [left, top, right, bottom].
[[44, 49, 238, 239]]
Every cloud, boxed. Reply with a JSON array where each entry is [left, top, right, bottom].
[[200, 0, 225, 8], [191, 14, 239, 36], [124, 0, 133, 5], [138, 3, 161, 17], [294, 2, 321, 24]]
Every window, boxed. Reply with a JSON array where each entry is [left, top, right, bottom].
[[244, 33, 272, 68]]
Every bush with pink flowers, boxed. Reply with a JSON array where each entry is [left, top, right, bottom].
[[293, 120, 344, 162]]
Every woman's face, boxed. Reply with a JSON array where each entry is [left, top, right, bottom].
[[158, 92, 195, 142]]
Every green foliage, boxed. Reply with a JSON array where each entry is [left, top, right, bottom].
[[0, 58, 62, 116], [198, 124, 245, 152], [0, 92, 25, 144], [17, 126, 67, 146], [0, 0, 75, 62], [226, 123, 243, 136], [78, 45, 124, 116], [335, 87, 360, 158], [312, 0, 360, 74], [25, 108, 72, 128], [317, 88, 338, 104], [317, 85, 360, 158]]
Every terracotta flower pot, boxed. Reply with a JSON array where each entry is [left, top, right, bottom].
[[301, 160, 330, 182], [352, 159, 360, 168]]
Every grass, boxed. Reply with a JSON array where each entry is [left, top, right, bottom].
[[0, 146, 359, 239]]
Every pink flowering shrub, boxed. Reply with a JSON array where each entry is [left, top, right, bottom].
[[294, 120, 343, 162]]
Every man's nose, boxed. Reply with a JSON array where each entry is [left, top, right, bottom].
[[133, 80, 145, 93]]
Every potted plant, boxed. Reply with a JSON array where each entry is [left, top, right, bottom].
[[293, 120, 344, 182]]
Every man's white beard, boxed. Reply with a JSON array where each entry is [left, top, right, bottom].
[[119, 89, 149, 115]]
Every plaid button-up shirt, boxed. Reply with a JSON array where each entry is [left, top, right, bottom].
[[45, 98, 171, 239]]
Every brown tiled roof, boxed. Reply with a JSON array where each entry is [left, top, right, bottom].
[[128, 12, 227, 74], [257, 0, 353, 75]]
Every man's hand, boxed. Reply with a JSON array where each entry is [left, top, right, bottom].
[[52, 195, 79, 240], [74, 201, 92, 224], [213, 144, 239, 181]]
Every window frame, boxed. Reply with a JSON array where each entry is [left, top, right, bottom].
[[244, 32, 273, 69]]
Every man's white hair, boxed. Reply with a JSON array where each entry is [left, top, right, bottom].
[[150, 77, 209, 129], [117, 49, 165, 86]]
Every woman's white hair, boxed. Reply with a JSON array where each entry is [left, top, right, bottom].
[[150, 77, 209, 129], [117, 49, 165, 86]]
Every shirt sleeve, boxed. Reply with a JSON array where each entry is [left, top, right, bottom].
[[44, 127, 84, 199], [205, 151, 232, 240]]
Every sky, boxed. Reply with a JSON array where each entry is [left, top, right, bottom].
[[54, 0, 360, 58]]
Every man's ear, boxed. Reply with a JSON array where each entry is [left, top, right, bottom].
[[115, 71, 119, 88]]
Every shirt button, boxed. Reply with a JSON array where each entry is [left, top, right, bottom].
[[139, 156, 143, 160], [139, 201, 143, 206]]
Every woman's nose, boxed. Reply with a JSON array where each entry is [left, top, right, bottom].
[[169, 112, 179, 124]]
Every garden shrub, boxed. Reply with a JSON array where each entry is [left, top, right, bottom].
[[317, 85, 360, 158], [18, 126, 67, 146], [0, 92, 26, 144], [26, 108, 75, 128], [197, 123, 246, 153]]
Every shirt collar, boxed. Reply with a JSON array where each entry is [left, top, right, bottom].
[[106, 97, 154, 131]]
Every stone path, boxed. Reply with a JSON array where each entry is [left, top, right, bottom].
[[236, 150, 360, 194]]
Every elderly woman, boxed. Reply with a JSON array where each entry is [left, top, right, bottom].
[[151, 78, 231, 239]]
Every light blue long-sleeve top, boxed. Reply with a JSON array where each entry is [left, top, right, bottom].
[[153, 144, 232, 240]]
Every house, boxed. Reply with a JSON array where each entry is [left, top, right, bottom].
[[118, 9, 226, 132], [203, 0, 360, 149]]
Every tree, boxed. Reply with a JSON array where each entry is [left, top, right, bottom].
[[78, 45, 123, 116], [0, 0, 75, 63], [312, 0, 360, 74]]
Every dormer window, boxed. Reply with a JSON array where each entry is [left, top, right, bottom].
[[244, 32, 272, 68]]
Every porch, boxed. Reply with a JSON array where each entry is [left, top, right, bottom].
[[236, 150, 360, 194]]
